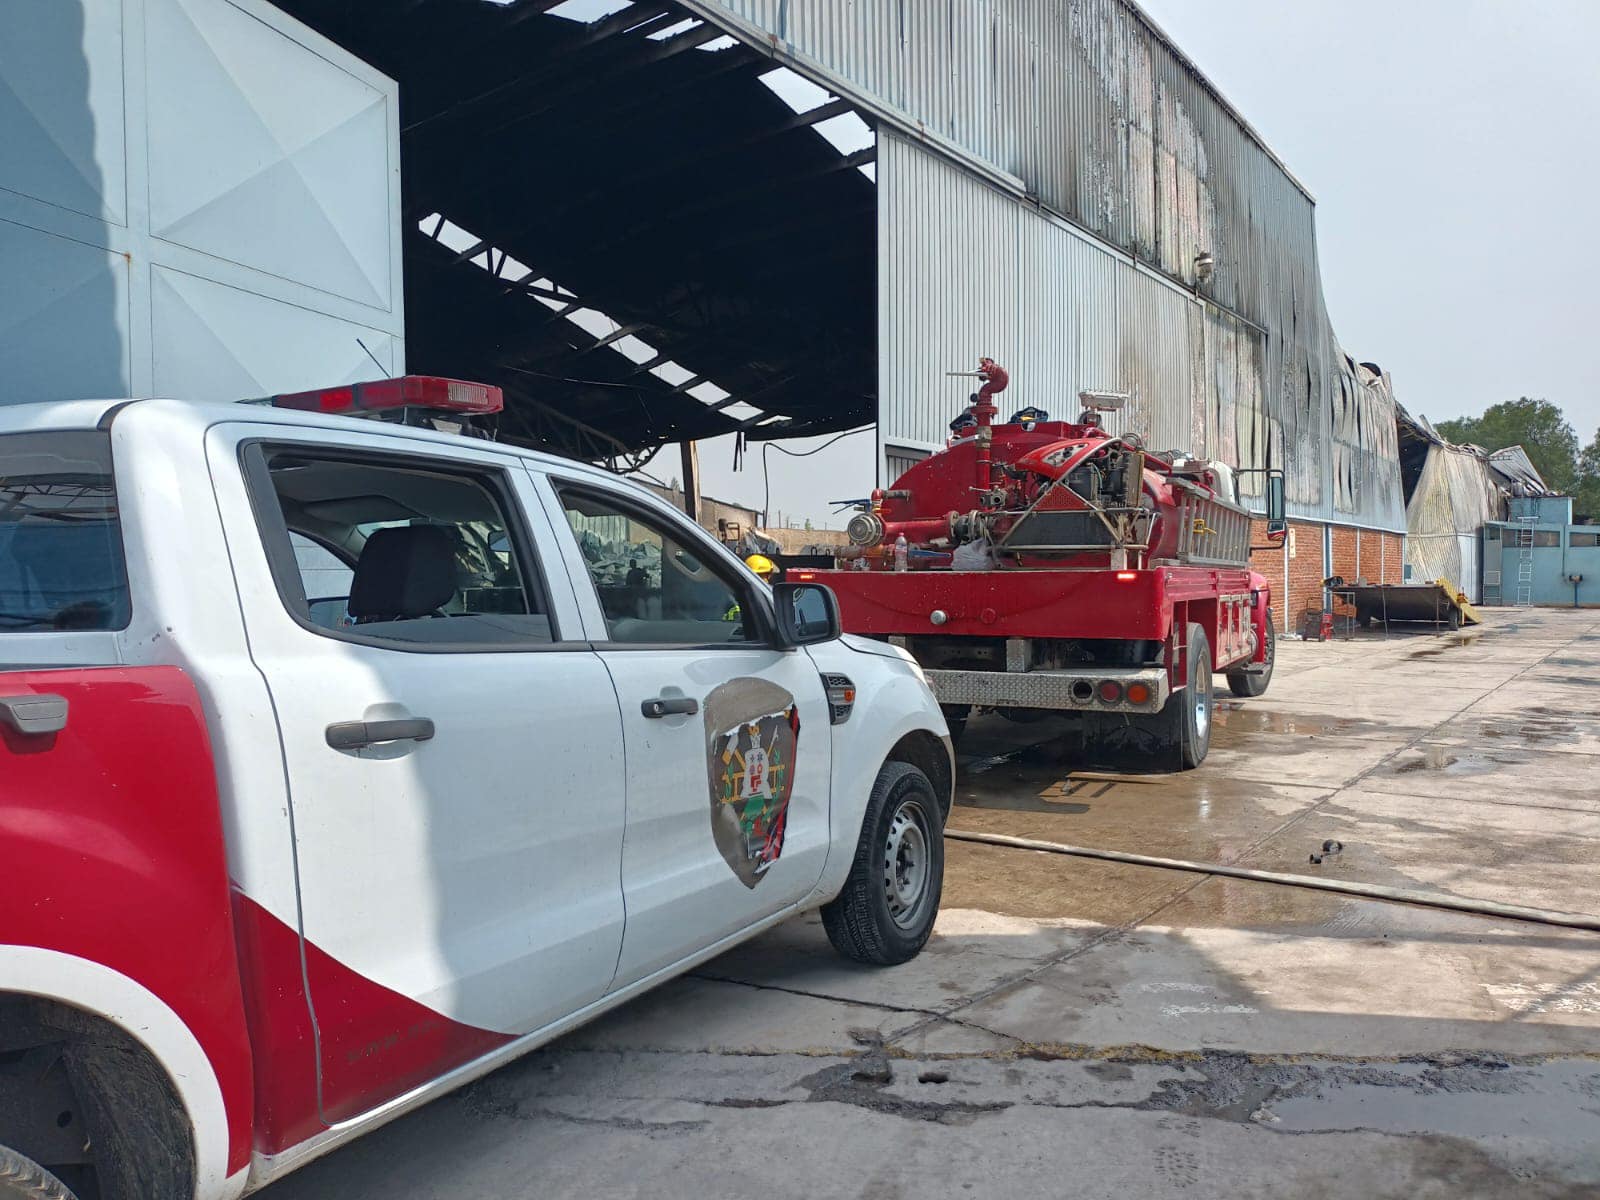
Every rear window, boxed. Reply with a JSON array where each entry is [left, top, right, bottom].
[[0, 432, 130, 631]]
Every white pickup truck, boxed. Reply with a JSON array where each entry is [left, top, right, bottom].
[[0, 379, 953, 1200]]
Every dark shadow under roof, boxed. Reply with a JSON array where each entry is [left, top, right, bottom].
[[273, 0, 877, 466]]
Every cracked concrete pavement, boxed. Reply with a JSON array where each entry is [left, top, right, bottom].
[[262, 608, 1600, 1198]]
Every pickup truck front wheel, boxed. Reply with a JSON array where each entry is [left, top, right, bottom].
[[823, 761, 945, 965], [0, 1145, 77, 1200]]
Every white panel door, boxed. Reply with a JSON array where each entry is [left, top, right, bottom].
[[151, 266, 398, 401], [145, 0, 394, 308], [0, 221, 131, 402], [0, 0, 127, 224]]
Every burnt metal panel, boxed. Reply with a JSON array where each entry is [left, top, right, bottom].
[[686, 0, 1406, 531]]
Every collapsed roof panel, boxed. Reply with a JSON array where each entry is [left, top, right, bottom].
[[1486, 446, 1555, 498]]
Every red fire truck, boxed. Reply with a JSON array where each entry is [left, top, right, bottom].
[[810, 359, 1286, 768]]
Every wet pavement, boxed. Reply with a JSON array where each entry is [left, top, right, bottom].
[[264, 608, 1600, 1199]]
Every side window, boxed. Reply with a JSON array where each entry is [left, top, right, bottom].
[[253, 446, 554, 647], [291, 533, 356, 629], [559, 488, 757, 645]]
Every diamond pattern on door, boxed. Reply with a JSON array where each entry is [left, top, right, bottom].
[[145, 0, 392, 309], [152, 266, 395, 402], [0, 0, 127, 224], [0, 221, 131, 401]]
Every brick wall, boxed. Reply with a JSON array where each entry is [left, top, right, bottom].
[[1249, 520, 1406, 632], [1357, 529, 1405, 585], [1285, 521, 1329, 632]]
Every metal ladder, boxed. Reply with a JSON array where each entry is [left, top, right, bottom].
[[1515, 512, 1536, 605]]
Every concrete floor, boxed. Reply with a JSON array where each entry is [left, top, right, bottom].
[[264, 608, 1600, 1199]]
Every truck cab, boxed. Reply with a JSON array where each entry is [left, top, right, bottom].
[[0, 386, 952, 1200]]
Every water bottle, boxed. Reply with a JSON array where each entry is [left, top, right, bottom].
[[893, 533, 909, 573]]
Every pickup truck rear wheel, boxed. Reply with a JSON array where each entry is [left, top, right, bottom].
[[0, 1146, 77, 1200], [822, 761, 944, 965], [1226, 607, 1275, 698]]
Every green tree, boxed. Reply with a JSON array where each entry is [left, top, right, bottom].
[[1576, 428, 1600, 522], [1435, 398, 1579, 495]]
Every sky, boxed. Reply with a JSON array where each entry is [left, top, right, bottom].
[[693, 0, 1600, 529]]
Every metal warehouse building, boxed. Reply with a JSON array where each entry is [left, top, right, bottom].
[[2, 0, 1406, 625]]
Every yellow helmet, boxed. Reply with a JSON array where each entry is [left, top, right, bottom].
[[744, 553, 777, 580]]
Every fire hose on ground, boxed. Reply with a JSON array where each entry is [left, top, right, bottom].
[[943, 828, 1600, 933]]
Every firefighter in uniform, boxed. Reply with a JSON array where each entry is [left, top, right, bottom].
[[724, 554, 778, 622]]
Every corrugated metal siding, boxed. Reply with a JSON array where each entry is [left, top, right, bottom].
[[884, 446, 928, 484], [879, 138, 1017, 453], [686, 0, 1406, 531], [1116, 267, 1192, 455], [878, 130, 1266, 499], [1404, 444, 1502, 600]]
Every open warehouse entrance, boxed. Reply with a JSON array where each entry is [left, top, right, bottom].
[[2, 0, 1409, 565], [275, 0, 879, 479]]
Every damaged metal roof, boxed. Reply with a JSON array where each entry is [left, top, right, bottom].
[[1487, 446, 1555, 497]]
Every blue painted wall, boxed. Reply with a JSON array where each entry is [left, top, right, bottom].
[[1486, 520, 1600, 606]]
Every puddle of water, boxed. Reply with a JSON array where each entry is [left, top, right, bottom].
[[1402, 630, 1493, 659], [1391, 746, 1521, 776], [1271, 1074, 1533, 1139], [1395, 747, 1459, 773], [1474, 708, 1578, 744], [956, 793, 1091, 816], [1534, 674, 1600, 689], [1211, 707, 1395, 739]]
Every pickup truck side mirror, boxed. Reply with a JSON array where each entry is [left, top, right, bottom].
[[772, 582, 841, 647]]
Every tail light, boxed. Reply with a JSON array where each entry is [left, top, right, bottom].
[[1097, 680, 1124, 703], [270, 376, 503, 416], [1126, 682, 1151, 705], [823, 673, 856, 724]]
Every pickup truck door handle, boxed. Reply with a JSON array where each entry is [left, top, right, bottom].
[[641, 696, 698, 719], [325, 717, 436, 750], [0, 694, 68, 736]]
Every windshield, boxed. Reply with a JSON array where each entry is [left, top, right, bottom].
[[0, 431, 131, 632]]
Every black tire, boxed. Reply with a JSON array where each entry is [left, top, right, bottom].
[[0, 1146, 77, 1200], [1357, 610, 1373, 629], [939, 704, 970, 743], [822, 761, 945, 965], [1227, 607, 1275, 698], [1142, 622, 1212, 768], [1446, 607, 1461, 631]]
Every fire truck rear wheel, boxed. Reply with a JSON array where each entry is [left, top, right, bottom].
[[1227, 607, 1275, 698], [822, 761, 945, 965], [1149, 622, 1212, 768], [0, 1145, 78, 1200]]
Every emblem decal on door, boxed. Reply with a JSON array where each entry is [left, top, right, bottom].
[[704, 677, 801, 889]]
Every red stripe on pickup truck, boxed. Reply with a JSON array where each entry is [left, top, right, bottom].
[[0, 667, 254, 1175], [230, 893, 514, 1145]]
